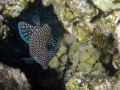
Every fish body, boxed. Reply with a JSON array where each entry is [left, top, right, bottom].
[[18, 15, 60, 69]]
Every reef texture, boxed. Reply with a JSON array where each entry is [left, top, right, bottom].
[[65, 70, 120, 90], [0, 14, 10, 42], [0, 62, 30, 90], [42, 0, 118, 41], [42, 0, 120, 89], [42, 0, 117, 55], [0, 0, 30, 17], [91, 0, 120, 12], [49, 34, 103, 81], [41, 0, 120, 67], [1, 0, 120, 89]]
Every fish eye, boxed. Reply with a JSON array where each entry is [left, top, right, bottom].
[[47, 45, 52, 51], [46, 44, 55, 51]]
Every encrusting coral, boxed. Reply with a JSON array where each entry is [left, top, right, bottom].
[[0, 25, 10, 40], [91, 0, 120, 12], [42, 1, 120, 89], [65, 69, 120, 90], [42, 0, 120, 70], [0, 0, 30, 17], [49, 34, 103, 82], [65, 70, 103, 90], [42, 0, 116, 54], [0, 14, 10, 42]]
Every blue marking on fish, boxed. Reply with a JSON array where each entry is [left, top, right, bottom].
[[18, 15, 60, 69], [18, 22, 35, 44]]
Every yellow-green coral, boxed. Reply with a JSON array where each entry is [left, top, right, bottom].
[[77, 63, 92, 72], [49, 34, 103, 82], [59, 55, 68, 66], [69, 41, 102, 72], [49, 56, 59, 69], [56, 43, 67, 57]]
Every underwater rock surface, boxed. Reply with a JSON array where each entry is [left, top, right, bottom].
[[0, 62, 30, 90], [42, 0, 120, 89], [0, 14, 10, 42], [91, 0, 120, 12], [1, 0, 120, 90], [0, 0, 30, 17]]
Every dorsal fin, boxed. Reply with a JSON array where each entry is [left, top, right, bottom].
[[18, 22, 36, 44], [32, 15, 40, 26]]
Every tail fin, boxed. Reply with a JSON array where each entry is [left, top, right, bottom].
[[18, 22, 35, 44]]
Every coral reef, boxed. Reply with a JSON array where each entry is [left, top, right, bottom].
[[91, 0, 120, 12], [0, 0, 65, 89], [0, 14, 4, 24], [112, 11, 120, 70], [113, 71, 120, 90], [65, 70, 116, 90], [68, 40, 102, 72], [49, 34, 103, 82], [0, 14, 10, 42], [65, 69, 120, 90], [41, 0, 119, 67], [42, 0, 116, 53], [0, 25, 10, 40], [114, 11, 120, 53], [1, 0, 120, 89], [0, 62, 30, 90], [0, 0, 30, 17], [42, 0, 120, 89]]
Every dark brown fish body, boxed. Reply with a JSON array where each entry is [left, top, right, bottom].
[[18, 15, 60, 69]]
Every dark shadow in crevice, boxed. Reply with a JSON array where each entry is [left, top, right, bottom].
[[0, 0, 66, 90]]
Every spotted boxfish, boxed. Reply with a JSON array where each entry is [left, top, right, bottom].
[[18, 15, 60, 69]]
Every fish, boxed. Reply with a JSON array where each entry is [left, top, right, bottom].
[[18, 15, 60, 69]]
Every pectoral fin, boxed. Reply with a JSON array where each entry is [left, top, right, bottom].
[[21, 58, 35, 65]]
